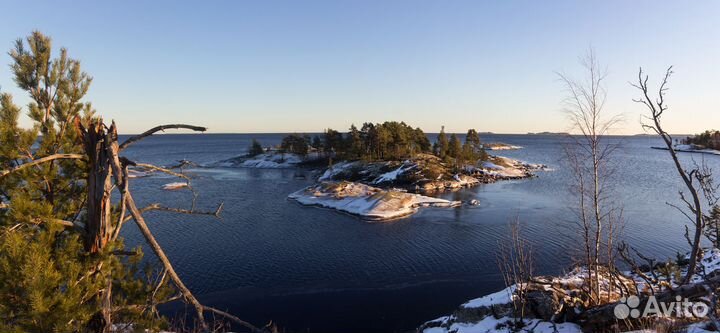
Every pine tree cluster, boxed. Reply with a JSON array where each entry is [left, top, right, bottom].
[[0, 32, 173, 333]]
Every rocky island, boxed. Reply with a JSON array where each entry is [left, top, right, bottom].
[[220, 122, 548, 220]]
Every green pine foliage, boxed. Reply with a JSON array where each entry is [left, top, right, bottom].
[[280, 134, 310, 156], [280, 123, 485, 165], [705, 205, 720, 248], [248, 139, 264, 156], [682, 130, 720, 150], [435, 126, 449, 159], [322, 121, 431, 160], [0, 31, 172, 332], [448, 134, 462, 161], [463, 129, 487, 162]]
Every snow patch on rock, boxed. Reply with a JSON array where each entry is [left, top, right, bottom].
[[288, 181, 461, 220]]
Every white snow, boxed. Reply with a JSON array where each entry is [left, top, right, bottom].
[[216, 152, 327, 169], [484, 143, 524, 150], [462, 285, 516, 308], [288, 181, 461, 220], [162, 182, 188, 190], [239, 153, 303, 168], [373, 163, 414, 184], [319, 161, 359, 181], [421, 316, 582, 333], [477, 156, 548, 178], [480, 161, 504, 170], [686, 322, 718, 333]]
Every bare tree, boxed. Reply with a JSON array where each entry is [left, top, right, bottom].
[[632, 67, 718, 284], [557, 50, 623, 305], [496, 219, 534, 327]]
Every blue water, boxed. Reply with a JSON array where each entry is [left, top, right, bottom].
[[117, 133, 719, 332]]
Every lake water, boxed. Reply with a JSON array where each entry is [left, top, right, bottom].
[[117, 133, 719, 333]]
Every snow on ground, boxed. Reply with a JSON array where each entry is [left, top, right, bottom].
[[238, 153, 303, 168], [421, 315, 582, 333], [627, 248, 720, 290], [319, 161, 359, 181], [215, 152, 325, 169], [652, 144, 720, 156], [477, 156, 548, 179], [418, 268, 596, 333], [461, 285, 516, 308], [162, 182, 188, 190], [480, 161, 504, 170], [484, 143, 524, 151], [687, 322, 719, 333], [373, 162, 414, 184], [288, 181, 461, 220]]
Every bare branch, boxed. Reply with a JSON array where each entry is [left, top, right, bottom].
[[140, 202, 224, 218], [134, 163, 190, 180], [0, 154, 84, 178], [119, 124, 207, 151], [202, 306, 264, 333]]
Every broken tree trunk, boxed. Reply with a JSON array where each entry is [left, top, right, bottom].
[[74, 119, 262, 332], [79, 119, 115, 254], [77, 119, 117, 333]]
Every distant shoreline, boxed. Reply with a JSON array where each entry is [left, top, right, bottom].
[[116, 132, 687, 137]]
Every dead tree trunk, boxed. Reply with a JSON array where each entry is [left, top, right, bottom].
[[632, 67, 708, 284], [79, 120, 114, 254], [77, 119, 116, 333]]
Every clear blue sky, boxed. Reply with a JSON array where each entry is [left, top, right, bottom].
[[0, 0, 718, 134]]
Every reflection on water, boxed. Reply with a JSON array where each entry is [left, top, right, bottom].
[[119, 133, 718, 332]]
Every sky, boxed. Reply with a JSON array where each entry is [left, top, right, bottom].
[[0, 0, 718, 134]]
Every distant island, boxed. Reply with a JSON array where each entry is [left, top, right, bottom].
[[526, 131, 570, 135], [217, 121, 547, 220]]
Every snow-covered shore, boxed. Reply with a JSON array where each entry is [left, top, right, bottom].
[[651, 144, 720, 156], [288, 181, 461, 220], [419, 249, 720, 333], [214, 152, 324, 168], [484, 143, 524, 151]]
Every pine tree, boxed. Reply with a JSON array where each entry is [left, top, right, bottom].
[[448, 133, 462, 162], [414, 127, 432, 153], [465, 129, 481, 149], [463, 128, 487, 162], [346, 124, 363, 159], [311, 135, 323, 150], [281, 133, 309, 156], [436, 126, 449, 159], [0, 32, 175, 333], [323, 128, 344, 154], [249, 139, 264, 156], [705, 205, 720, 248]]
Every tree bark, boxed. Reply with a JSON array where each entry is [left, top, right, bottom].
[[80, 120, 114, 254], [77, 119, 117, 332]]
